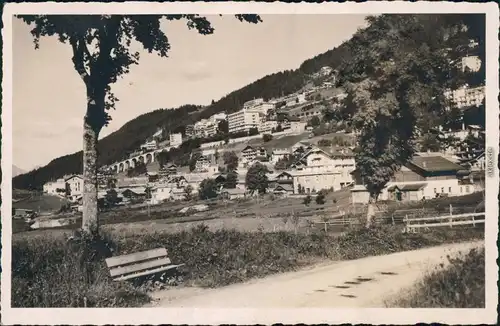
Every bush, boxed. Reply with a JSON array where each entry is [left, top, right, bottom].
[[303, 195, 312, 206], [316, 190, 326, 205], [387, 247, 485, 308], [262, 134, 273, 142]]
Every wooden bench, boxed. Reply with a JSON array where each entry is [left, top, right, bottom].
[[105, 248, 184, 282]]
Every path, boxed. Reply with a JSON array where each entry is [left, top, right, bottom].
[[149, 240, 483, 308]]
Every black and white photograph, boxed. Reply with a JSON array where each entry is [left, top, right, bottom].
[[1, 2, 498, 325]]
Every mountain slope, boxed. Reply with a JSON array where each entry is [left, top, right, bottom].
[[13, 14, 484, 190], [12, 165, 26, 177], [13, 39, 352, 190]]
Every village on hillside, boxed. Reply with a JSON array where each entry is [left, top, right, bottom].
[[27, 56, 486, 226]]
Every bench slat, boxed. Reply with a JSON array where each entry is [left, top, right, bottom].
[[113, 264, 185, 281], [109, 257, 172, 278], [106, 248, 168, 268]]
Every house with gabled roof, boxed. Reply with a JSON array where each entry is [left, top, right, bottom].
[[272, 184, 294, 196], [350, 154, 471, 203]]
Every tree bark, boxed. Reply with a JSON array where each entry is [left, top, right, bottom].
[[365, 196, 376, 228], [82, 118, 100, 236]]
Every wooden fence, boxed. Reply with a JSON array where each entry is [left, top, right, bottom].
[[404, 212, 485, 233]]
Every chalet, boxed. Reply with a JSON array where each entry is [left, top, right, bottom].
[[289, 147, 355, 191], [270, 148, 291, 164], [161, 163, 178, 175], [43, 178, 66, 196], [255, 147, 269, 162], [121, 187, 147, 200], [272, 184, 294, 196], [151, 184, 174, 204], [241, 145, 258, 163], [275, 171, 294, 184], [350, 155, 470, 204], [195, 155, 211, 172], [171, 187, 187, 201], [291, 141, 313, 154], [220, 188, 246, 200], [292, 169, 341, 194]]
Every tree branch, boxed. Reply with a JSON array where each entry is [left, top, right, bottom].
[[70, 36, 90, 85]]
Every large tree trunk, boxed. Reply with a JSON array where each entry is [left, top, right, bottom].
[[82, 118, 100, 236]]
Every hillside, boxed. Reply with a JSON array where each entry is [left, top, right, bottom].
[[13, 32, 351, 190], [13, 14, 485, 190], [13, 165, 25, 177]]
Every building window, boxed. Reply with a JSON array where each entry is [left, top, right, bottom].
[[448, 187, 452, 193], [434, 188, 437, 193], [460, 186, 463, 193], [441, 187, 444, 193], [465, 186, 470, 193]]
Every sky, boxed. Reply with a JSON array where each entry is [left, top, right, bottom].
[[13, 14, 369, 172]]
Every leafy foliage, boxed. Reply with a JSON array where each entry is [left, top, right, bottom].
[[225, 171, 238, 189], [184, 185, 194, 201], [262, 134, 273, 142], [223, 151, 239, 172], [341, 14, 485, 200], [198, 178, 219, 200], [245, 163, 270, 195], [127, 161, 147, 177], [315, 190, 326, 205]]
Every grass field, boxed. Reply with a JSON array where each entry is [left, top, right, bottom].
[[386, 246, 485, 308], [12, 187, 359, 236], [12, 224, 484, 307]]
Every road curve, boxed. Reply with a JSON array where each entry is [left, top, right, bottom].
[[150, 241, 483, 308]]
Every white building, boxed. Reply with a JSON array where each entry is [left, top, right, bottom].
[[288, 121, 307, 134], [140, 139, 158, 151], [445, 85, 485, 109], [350, 155, 471, 204], [43, 178, 66, 196], [169, 133, 183, 147], [151, 184, 174, 204], [227, 109, 265, 134], [65, 175, 84, 201], [194, 119, 210, 138], [290, 146, 356, 193], [203, 113, 227, 137], [243, 98, 274, 115], [195, 155, 212, 172], [259, 120, 279, 134], [270, 149, 291, 164]]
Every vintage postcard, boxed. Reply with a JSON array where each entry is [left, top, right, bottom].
[[1, 1, 498, 325]]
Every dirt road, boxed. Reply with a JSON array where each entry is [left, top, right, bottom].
[[150, 241, 483, 308]]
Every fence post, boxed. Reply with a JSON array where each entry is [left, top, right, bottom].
[[472, 214, 476, 227], [449, 204, 453, 228], [404, 214, 408, 233], [391, 213, 395, 226], [324, 222, 327, 233]]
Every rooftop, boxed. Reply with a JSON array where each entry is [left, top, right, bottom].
[[410, 156, 465, 173]]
